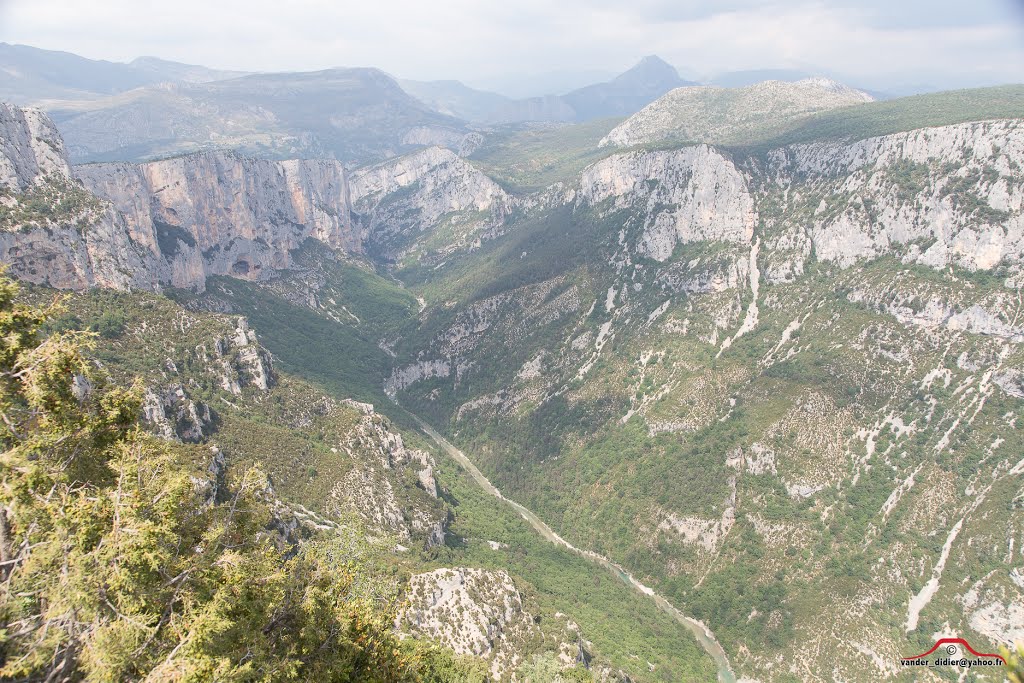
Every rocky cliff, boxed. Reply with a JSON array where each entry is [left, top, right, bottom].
[[1, 105, 362, 291], [76, 152, 359, 289], [0, 105, 520, 290], [0, 103, 71, 189], [764, 119, 1024, 273], [397, 568, 540, 678], [0, 105, 159, 290], [350, 145, 513, 262], [577, 119, 1024, 278], [578, 145, 757, 261]]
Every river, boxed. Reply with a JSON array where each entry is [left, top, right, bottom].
[[409, 414, 737, 683]]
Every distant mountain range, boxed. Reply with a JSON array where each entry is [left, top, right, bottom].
[[0, 44, 696, 128], [490, 55, 697, 123], [401, 55, 696, 124], [0, 42, 247, 103], [47, 67, 466, 164], [0, 43, 922, 166], [599, 77, 875, 148]]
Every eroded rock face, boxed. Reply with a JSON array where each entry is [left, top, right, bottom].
[[211, 317, 275, 394], [578, 146, 757, 261], [76, 152, 359, 290], [0, 104, 72, 190], [768, 120, 1024, 272], [1, 105, 363, 292], [0, 204, 160, 290], [385, 358, 451, 397], [397, 568, 539, 679], [142, 316, 273, 440], [0, 104, 161, 290], [329, 403, 447, 547], [350, 146, 512, 261], [143, 384, 212, 442]]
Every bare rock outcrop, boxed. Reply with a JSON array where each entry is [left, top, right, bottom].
[[578, 145, 757, 261], [76, 152, 359, 290], [397, 568, 539, 678], [350, 146, 512, 260], [768, 119, 1024, 272], [0, 103, 72, 190], [329, 402, 447, 547]]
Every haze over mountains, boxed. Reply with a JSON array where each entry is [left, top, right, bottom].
[[0, 43, 886, 167], [0, 42, 248, 102]]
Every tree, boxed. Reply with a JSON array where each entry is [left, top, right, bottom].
[[0, 273, 447, 681], [1004, 641, 1024, 683]]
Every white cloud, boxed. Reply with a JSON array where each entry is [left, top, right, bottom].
[[0, 0, 1021, 91]]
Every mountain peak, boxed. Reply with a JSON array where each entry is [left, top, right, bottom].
[[638, 55, 673, 68], [616, 55, 684, 85], [794, 76, 874, 101]]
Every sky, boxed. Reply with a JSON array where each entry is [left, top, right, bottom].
[[1, 0, 1023, 95]]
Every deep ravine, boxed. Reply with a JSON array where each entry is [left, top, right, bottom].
[[408, 412, 738, 683]]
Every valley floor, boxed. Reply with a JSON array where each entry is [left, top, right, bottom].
[[408, 410, 737, 683]]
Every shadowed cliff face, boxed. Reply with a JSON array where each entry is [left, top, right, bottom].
[[76, 153, 359, 290], [0, 105, 363, 291]]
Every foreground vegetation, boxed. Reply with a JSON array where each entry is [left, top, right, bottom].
[[0, 274, 481, 681]]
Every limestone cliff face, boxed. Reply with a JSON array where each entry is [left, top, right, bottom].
[[328, 400, 447, 548], [1, 105, 361, 291], [0, 103, 72, 190], [142, 316, 274, 441], [349, 146, 512, 261], [0, 104, 161, 290], [766, 119, 1024, 272], [1, 106, 516, 290], [3, 103, 1022, 303], [578, 145, 757, 261], [577, 120, 1024, 277], [76, 152, 359, 290], [0, 204, 160, 290]]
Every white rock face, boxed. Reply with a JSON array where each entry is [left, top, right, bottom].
[[143, 384, 211, 442], [0, 105, 363, 292], [744, 443, 778, 475], [771, 120, 1024, 271], [969, 600, 1024, 643], [0, 204, 160, 290], [385, 358, 451, 397], [329, 405, 445, 547], [76, 152, 359, 290], [397, 568, 539, 679], [349, 146, 512, 259], [0, 103, 72, 190], [994, 369, 1024, 398], [578, 146, 756, 261], [657, 469, 737, 554]]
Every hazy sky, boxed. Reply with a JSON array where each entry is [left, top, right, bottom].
[[1, 0, 1023, 94]]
